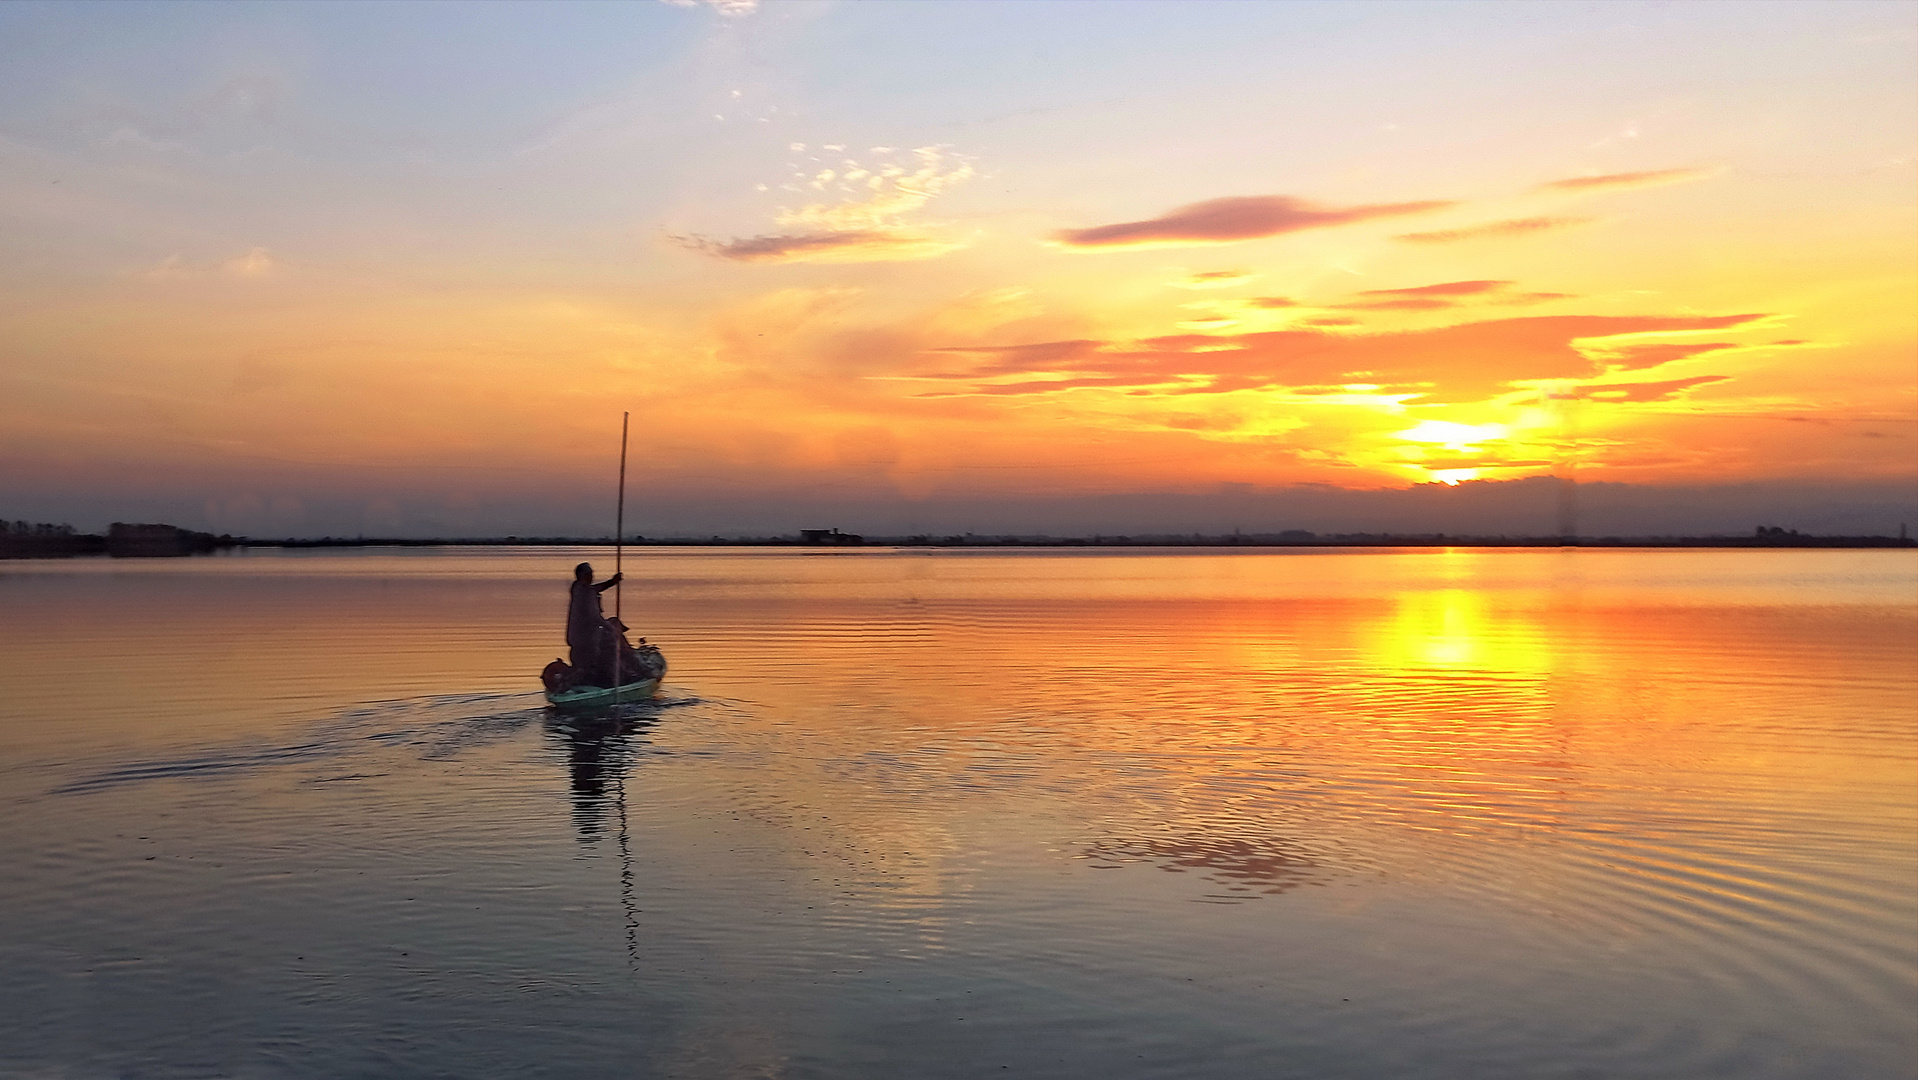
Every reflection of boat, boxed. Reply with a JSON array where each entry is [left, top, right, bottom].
[[545, 675, 662, 710], [548, 710, 651, 841], [546, 710, 650, 961]]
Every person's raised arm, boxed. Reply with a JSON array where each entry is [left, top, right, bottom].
[[594, 573, 623, 592]]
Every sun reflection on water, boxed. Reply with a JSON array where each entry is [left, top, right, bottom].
[[1386, 589, 1496, 669]]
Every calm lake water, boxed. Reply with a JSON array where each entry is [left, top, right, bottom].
[[1, 546, 1913, 1079]]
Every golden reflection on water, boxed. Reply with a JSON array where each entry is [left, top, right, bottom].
[[639, 557, 1914, 958], [0, 548, 1912, 1080], [1379, 588, 1514, 670]]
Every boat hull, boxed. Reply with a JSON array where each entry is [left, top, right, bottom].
[[544, 677, 662, 709]]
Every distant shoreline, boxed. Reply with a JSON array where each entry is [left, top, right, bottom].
[[245, 533, 1918, 550], [9, 533, 1913, 559]]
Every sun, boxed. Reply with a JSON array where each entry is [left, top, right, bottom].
[[1393, 421, 1508, 449]]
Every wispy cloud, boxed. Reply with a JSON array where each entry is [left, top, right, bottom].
[[1178, 280, 1577, 332], [776, 146, 975, 230], [1360, 280, 1510, 298], [681, 146, 976, 264], [1334, 279, 1574, 311], [1342, 280, 1511, 309], [1536, 167, 1713, 193], [137, 247, 276, 280], [659, 0, 758, 16], [1169, 269, 1258, 290], [1577, 341, 1739, 370], [225, 247, 274, 277], [1394, 216, 1591, 244], [1169, 294, 1306, 332], [676, 230, 967, 264], [1571, 374, 1730, 403], [1052, 195, 1454, 251]]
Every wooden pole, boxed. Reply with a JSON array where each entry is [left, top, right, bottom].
[[616, 411, 628, 621], [613, 412, 628, 701]]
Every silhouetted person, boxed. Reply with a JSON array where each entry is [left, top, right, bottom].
[[567, 562, 622, 686]]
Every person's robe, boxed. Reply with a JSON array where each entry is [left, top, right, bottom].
[[566, 579, 617, 685], [566, 580, 608, 650]]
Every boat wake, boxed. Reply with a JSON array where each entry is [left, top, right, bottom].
[[46, 689, 702, 796]]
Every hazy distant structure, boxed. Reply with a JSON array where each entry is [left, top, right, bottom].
[[1557, 476, 1579, 545], [799, 528, 863, 546], [1550, 384, 1582, 545]]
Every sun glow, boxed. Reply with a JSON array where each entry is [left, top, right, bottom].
[[1394, 421, 1509, 448], [1367, 588, 1554, 673]]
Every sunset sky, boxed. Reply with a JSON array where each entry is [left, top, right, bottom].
[[2, 0, 1913, 537]]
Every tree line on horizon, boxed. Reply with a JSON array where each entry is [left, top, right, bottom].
[[4, 518, 1911, 557]]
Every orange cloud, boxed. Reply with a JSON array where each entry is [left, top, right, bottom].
[[1572, 375, 1730, 403], [1361, 280, 1512, 298], [1332, 280, 1576, 312], [1536, 167, 1713, 193], [673, 230, 966, 264], [923, 313, 1765, 404], [1170, 269, 1258, 289], [1395, 216, 1591, 244], [1340, 297, 1457, 311], [1584, 341, 1740, 370], [1339, 279, 1512, 310], [1052, 195, 1454, 250]]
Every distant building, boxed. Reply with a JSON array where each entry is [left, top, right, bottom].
[[799, 528, 863, 546]]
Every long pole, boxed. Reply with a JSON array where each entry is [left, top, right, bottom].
[[613, 412, 629, 702], [615, 411, 628, 621]]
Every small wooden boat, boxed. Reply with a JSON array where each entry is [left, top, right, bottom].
[[545, 676, 662, 710], [549, 413, 663, 712], [541, 639, 665, 710]]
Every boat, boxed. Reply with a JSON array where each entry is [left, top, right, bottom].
[[542, 638, 667, 709], [544, 411, 667, 712], [545, 676, 663, 710]]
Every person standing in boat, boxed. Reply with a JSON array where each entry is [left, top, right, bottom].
[[567, 562, 622, 686]]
